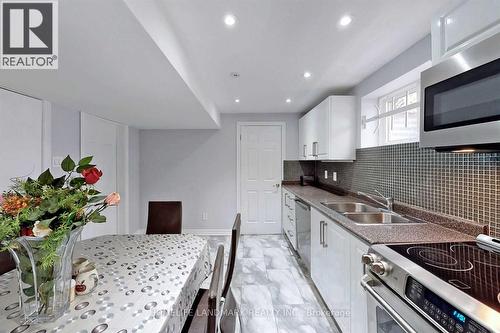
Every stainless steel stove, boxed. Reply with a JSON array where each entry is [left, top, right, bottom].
[[361, 238, 500, 333]]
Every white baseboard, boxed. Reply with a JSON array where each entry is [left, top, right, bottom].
[[134, 228, 146, 235], [182, 228, 232, 236]]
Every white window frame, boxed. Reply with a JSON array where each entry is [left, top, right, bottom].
[[377, 81, 420, 146]]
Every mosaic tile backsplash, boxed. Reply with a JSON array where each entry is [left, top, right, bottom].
[[287, 143, 500, 237]]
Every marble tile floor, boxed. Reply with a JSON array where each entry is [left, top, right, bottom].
[[204, 234, 341, 333]]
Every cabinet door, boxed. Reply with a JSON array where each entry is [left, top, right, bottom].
[[310, 208, 325, 290], [304, 111, 316, 160], [349, 236, 369, 333], [432, 0, 500, 62], [0, 89, 43, 191], [324, 220, 351, 333], [298, 117, 307, 160], [314, 97, 330, 157], [330, 96, 356, 160], [299, 112, 314, 160], [282, 190, 289, 230]]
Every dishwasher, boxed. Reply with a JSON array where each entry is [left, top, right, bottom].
[[295, 198, 311, 271]]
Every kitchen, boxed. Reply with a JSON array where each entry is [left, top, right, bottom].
[[0, 1, 499, 333]]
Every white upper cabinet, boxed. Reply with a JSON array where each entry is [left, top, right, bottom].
[[432, 0, 500, 63], [298, 96, 356, 161]]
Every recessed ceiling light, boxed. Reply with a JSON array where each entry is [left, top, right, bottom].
[[235, 98, 240, 103], [339, 15, 352, 27], [224, 14, 236, 27], [286, 98, 292, 103], [303, 71, 312, 79]]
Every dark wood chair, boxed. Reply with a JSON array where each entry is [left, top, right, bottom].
[[219, 288, 239, 333], [146, 201, 182, 234], [183, 245, 225, 333], [222, 213, 241, 298], [0, 250, 15, 275]]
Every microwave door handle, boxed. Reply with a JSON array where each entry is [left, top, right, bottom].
[[361, 275, 417, 333]]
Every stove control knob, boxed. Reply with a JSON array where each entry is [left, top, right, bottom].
[[361, 254, 377, 265], [371, 262, 389, 276]]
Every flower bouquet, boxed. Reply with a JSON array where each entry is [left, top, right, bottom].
[[0, 155, 119, 323]]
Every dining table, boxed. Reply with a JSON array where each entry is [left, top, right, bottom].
[[0, 234, 211, 333]]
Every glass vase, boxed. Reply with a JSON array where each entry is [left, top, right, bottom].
[[7, 227, 82, 323]]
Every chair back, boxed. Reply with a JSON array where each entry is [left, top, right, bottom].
[[146, 201, 182, 234], [0, 251, 14, 275], [219, 288, 240, 333], [221, 213, 241, 298], [207, 245, 225, 333]]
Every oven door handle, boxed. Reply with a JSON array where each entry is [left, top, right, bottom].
[[361, 275, 417, 333]]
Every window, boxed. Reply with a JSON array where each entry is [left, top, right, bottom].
[[378, 82, 420, 145]]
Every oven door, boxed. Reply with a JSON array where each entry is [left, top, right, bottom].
[[362, 275, 440, 333]]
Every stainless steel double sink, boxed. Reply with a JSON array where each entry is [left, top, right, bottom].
[[321, 202, 423, 225]]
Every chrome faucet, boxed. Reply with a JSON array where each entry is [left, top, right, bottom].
[[357, 190, 394, 212]]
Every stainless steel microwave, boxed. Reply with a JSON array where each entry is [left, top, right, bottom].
[[420, 33, 500, 151]]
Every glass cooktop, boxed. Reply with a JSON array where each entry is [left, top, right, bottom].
[[388, 241, 500, 312]]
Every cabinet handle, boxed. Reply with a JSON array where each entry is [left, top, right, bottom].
[[319, 221, 324, 245], [322, 222, 328, 248], [313, 142, 318, 156], [303, 145, 307, 158]]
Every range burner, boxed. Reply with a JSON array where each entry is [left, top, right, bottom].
[[389, 241, 500, 312], [407, 246, 474, 271], [451, 244, 500, 269]]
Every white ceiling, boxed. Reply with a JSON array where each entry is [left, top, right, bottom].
[[153, 0, 454, 114], [0, 0, 219, 129], [0, 0, 455, 128]]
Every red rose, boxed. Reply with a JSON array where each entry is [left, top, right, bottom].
[[20, 227, 34, 236], [81, 167, 103, 185]]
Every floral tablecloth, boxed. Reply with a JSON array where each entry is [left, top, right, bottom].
[[0, 234, 211, 333]]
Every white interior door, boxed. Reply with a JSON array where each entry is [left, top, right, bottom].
[[0, 89, 43, 191], [81, 113, 118, 240], [239, 124, 283, 234]]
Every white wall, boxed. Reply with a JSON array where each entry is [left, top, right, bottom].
[[139, 113, 300, 232], [128, 127, 141, 233], [50, 103, 81, 176], [351, 34, 432, 147]]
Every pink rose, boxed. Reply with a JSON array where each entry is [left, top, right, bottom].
[[105, 192, 120, 206], [0, 194, 3, 205]]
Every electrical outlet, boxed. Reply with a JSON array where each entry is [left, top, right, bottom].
[[324, 170, 328, 179], [202, 212, 208, 221], [333, 172, 338, 182]]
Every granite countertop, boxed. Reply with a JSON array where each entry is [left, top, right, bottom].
[[283, 184, 475, 245]]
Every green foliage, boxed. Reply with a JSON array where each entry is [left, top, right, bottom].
[[37, 169, 54, 186], [39, 223, 71, 270], [0, 155, 114, 268], [0, 216, 20, 248], [76, 164, 95, 173], [61, 155, 75, 172], [78, 156, 93, 166], [88, 211, 106, 223]]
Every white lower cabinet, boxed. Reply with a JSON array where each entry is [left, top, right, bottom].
[[282, 189, 297, 249], [311, 207, 368, 333]]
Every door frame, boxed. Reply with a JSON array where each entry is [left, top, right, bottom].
[[236, 121, 286, 227]]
